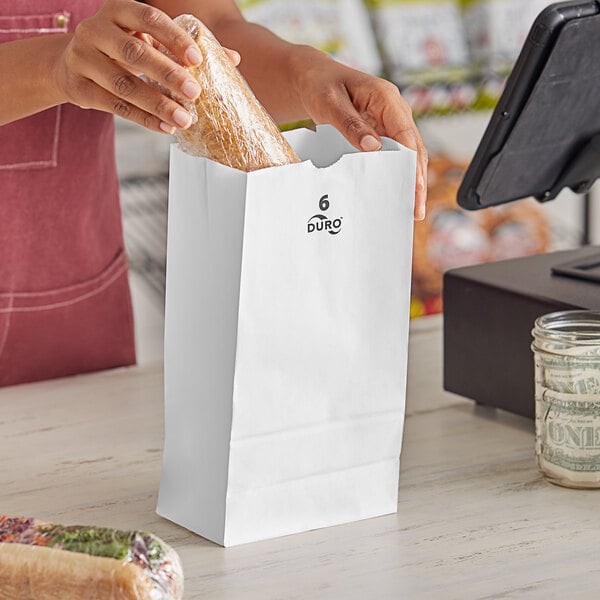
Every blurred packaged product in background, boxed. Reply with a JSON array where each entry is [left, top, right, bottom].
[[235, 0, 561, 116], [366, 0, 478, 116], [367, 0, 469, 82], [237, 0, 382, 74], [411, 155, 551, 317], [461, 0, 557, 73]]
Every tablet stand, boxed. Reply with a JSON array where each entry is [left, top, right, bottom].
[[537, 132, 600, 202], [539, 132, 600, 283], [551, 249, 600, 283]]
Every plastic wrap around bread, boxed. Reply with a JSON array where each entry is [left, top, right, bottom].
[[0, 515, 183, 600], [156, 14, 300, 171]]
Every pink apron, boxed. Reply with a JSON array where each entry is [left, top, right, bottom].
[[0, 0, 136, 387]]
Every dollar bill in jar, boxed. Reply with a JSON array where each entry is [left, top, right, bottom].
[[532, 310, 600, 488]]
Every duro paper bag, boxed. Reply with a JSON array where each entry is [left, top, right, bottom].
[[157, 125, 415, 547]]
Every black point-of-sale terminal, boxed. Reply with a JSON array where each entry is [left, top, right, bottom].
[[443, 0, 600, 418]]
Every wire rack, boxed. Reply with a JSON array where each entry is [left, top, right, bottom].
[[120, 175, 169, 305]]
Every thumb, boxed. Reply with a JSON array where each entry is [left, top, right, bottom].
[[224, 47, 241, 66], [320, 94, 382, 152]]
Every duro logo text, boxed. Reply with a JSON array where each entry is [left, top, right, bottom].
[[307, 195, 342, 235]]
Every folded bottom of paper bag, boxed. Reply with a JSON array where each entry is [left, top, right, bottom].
[[157, 456, 400, 547]]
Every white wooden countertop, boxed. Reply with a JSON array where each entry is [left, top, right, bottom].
[[1, 316, 599, 599]]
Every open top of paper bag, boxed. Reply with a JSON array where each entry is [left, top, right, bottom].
[[284, 124, 407, 169]]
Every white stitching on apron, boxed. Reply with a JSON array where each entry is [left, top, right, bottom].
[[0, 106, 62, 170], [0, 296, 14, 359], [0, 261, 128, 314], [0, 11, 69, 170]]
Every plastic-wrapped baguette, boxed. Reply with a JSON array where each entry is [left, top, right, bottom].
[[0, 515, 183, 600], [158, 14, 300, 171]]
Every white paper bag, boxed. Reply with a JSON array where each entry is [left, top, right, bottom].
[[157, 125, 415, 547]]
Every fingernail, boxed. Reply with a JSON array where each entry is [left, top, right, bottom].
[[360, 134, 381, 152], [173, 108, 192, 128], [415, 205, 426, 221], [160, 122, 175, 134], [185, 45, 202, 65], [182, 78, 200, 99]]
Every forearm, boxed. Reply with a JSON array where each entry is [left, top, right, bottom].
[[146, 1, 315, 123], [210, 20, 318, 124], [0, 35, 69, 126]]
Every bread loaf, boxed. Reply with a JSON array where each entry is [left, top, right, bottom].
[[0, 515, 183, 600], [158, 14, 300, 171]]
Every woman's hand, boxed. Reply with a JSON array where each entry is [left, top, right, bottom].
[[53, 0, 238, 134], [292, 49, 428, 220]]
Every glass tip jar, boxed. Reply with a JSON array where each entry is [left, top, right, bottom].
[[532, 310, 600, 489]]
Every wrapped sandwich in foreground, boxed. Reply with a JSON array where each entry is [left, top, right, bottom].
[[0, 515, 183, 600], [154, 14, 300, 171]]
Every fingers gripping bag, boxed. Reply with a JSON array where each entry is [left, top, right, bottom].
[[155, 14, 300, 171]]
